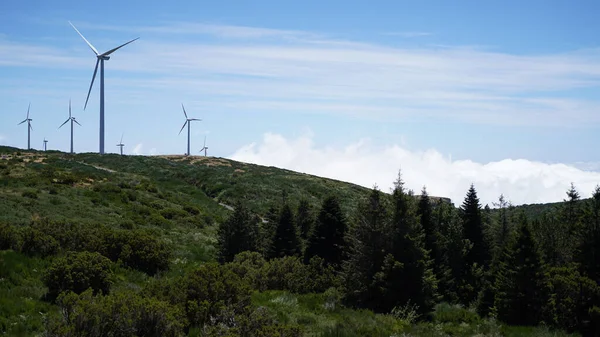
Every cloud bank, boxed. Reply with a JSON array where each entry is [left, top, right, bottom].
[[229, 133, 600, 206]]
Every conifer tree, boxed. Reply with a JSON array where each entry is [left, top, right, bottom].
[[296, 198, 314, 243], [460, 184, 490, 269], [217, 202, 259, 263], [495, 213, 547, 326], [342, 185, 390, 311], [268, 203, 301, 259], [378, 174, 438, 315], [304, 195, 347, 267], [577, 185, 600, 283], [417, 186, 436, 260]]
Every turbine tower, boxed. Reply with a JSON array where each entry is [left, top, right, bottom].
[[116, 133, 125, 155], [69, 21, 139, 155], [58, 99, 82, 154], [178, 104, 201, 156], [43, 138, 48, 151], [199, 135, 208, 157], [17, 103, 33, 150]]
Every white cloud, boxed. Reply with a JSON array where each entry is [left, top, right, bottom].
[[229, 133, 600, 206], [132, 143, 143, 155], [383, 31, 433, 38]]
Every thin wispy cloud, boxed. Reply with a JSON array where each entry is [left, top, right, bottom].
[[132, 143, 143, 155], [383, 31, 433, 38], [230, 132, 600, 206], [1, 22, 600, 127]]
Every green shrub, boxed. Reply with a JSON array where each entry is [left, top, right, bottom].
[[47, 289, 186, 337], [43, 251, 113, 300], [432, 302, 481, 324], [183, 205, 200, 215], [160, 207, 188, 220], [101, 229, 171, 275], [22, 189, 38, 199], [0, 223, 18, 250], [17, 226, 59, 257], [184, 262, 252, 326]]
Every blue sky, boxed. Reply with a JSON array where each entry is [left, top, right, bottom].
[[1, 0, 600, 205]]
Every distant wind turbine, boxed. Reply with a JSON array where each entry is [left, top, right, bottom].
[[116, 133, 125, 155], [199, 135, 208, 157], [69, 21, 139, 155], [17, 103, 33, 150], [43, 138, 48, 151], [58, 100, 82, 154], [178, 104, 201, 156]]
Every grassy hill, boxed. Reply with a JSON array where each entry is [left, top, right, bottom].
[[0, 146, 579, 336]]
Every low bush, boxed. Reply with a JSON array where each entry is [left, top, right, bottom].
[[43, 251, 113, 300], [47, 289, 186, 337]]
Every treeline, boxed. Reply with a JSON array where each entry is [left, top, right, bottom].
[[218, 172, 600, 336]]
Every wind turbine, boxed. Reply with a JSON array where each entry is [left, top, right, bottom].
[[116, 133, 125, 155], [17, 103, 33, 150], [43, 138, 48, 151], [69, 21, 139, 155], [178, 104, 201, 156], [199, 135, 208, 157], [58, 99, 82, 154]]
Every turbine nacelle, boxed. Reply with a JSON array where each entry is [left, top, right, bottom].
[[100, 55, 110, 61]]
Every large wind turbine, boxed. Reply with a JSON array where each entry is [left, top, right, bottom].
[[199, 135, 208, 157], [59, 100, 81, 154], [178, 104, 201, 156], [43, 138, 48, 151], [17, 103, 33, 150], [69, 21, 139, 155], [116, 133, 125, 155]]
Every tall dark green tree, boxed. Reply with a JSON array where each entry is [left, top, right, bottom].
[[217, 202, 260, 263], [417, 186, 436, 260], [296, 198, 314, 243], [495, 213, 547, 326], [460, 184, 490, 269], [378, 175, 438, 315], [342, 185, 390, 311], [268, 203, 301, 259], [577, 185, 600, 283], [304, 195, 347, 267]]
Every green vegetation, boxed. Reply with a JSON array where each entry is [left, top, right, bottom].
[[0, 146, 596, 336]]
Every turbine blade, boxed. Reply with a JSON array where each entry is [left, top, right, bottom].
[[69, 21, 99, 55], [69, 99, 72, 118], [203, 135, 206, 147], [27, 102, 30, 119], [190, 118, 202, 121], [29, 123, 33, 131], [181, 103, 188, 119], [74, 119, 82, 126], [58, 119, 69, 129], [84, 58, 100, 110], [120, 133, 123, 144], [18, 119, 27, 125], [100, 37, 139, 56], [178, 121, 188, 135]]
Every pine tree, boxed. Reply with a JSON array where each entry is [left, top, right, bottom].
[[296, 198, 314, 243], [304, 195, 347, 267], [458, 184, 490, 305], [417, 186, 436, 260], [577, 185, 600, 283], [378, 174, 438, 315], [217, 202, 259, 263], [342, 185, 390, 311], [460, 184, 490, 269], [495, 213, 547, 326], [269, 203, 301, 259]]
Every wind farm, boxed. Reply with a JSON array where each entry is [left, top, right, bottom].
[[58, 100, 81, 154]]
